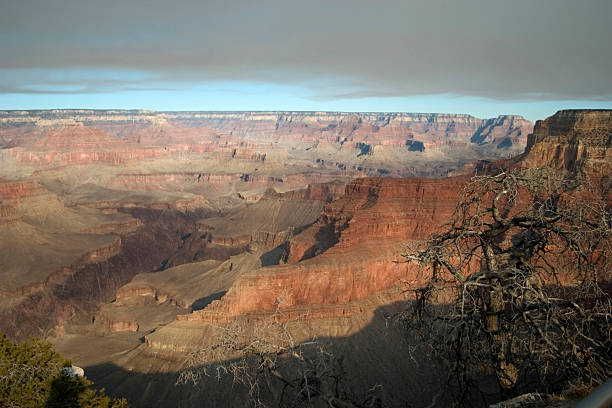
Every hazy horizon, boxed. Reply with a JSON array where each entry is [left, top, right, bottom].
[[2, 0, 611, 121]]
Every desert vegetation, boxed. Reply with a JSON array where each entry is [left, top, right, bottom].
[[401, 168, 611, 405], [0, 333, 129, 408]]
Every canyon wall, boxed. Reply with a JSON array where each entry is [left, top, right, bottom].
[[522, 110, 612, 182], [150, 175, 466, 348], [0, 110, 533, 179]]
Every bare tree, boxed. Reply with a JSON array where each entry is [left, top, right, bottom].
[[178, 300, 382, 408], [401, 168, 612, 405]]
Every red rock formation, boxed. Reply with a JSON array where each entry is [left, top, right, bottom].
[[173, 110, 611, 330], [180, 111, 532, 154], [287, 177, 464, 263], [0, 179, 48, 202], [0, 205, 20, 224], [180, 176, 466, 324], [1, 110, 534, 179], [521, 110, 612, 180], [6, 124, 168, 166]]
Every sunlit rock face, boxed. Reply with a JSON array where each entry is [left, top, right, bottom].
[[522, 110, 612, 179], [175, 111, 532, 160], [168, 175, 465, 333], [0, 109, 533, 341], [0, 110, 532, 179]]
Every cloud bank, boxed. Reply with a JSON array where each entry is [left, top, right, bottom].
[[1, 0, 611, 101]]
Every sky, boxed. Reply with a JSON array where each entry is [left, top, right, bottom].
[[1, 0, 611, 122]]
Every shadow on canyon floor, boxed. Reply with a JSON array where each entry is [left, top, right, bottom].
[[82, 302, 493, 408], [190, 291, 227, 311]]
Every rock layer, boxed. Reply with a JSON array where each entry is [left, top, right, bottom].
[[163, 176, 465, 332], [148, 110, 611, 352], [522, 110, 612, 180]]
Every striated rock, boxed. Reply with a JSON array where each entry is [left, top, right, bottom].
[[1, 110, 533, 179], [470, 115, 529, 150], [67, 183, 211, 213], [0, 207, 218, 340], [6, 123, 168, 166], [135, 112, 609, 365], [288, 176, 464, 262], [25, 109, 608, 408], [522, 110, 612, 181], [91, 300, 188, 335], [0, 179, 48, 203], [177, 176, 465, 327], [0, 205, 20, 224]]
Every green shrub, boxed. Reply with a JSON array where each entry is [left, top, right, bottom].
[[0, 333, 129, 408]]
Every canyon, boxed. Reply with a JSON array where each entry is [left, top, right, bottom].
[[2, 109, 609, 406], [0, 109, 532, 339]]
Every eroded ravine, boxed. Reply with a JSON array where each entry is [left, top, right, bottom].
[[0, 207, 232, 340]]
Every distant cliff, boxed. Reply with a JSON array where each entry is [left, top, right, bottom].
[[0, 110, 533, 164]]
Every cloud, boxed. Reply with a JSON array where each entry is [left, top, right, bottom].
[[1, 0, 611, 101]]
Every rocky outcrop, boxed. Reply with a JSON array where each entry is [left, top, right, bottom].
[[92, 312, 140, 333], [13, 109, 602, 408], [72, 190, 209, 214], [143, 111, 610, 355], [194, 181, 346, 255], [0, 179, 48, 202], [0, 208, 217, 340], [522, 110, 612, 181], [0, 205, 20, 224], [470, 115, 529, 149], [172, 111, 532, 153], [275, 180, 346, 202], [287, 177, 464, 262], [0, 234, 122, 298]]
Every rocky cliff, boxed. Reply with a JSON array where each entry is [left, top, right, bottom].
[[522, 110, 612, 182], [6, 124, 168, 166], [171, 111, 532, 156], [0, 110, 533, 179], [146, 176, 465, 350]]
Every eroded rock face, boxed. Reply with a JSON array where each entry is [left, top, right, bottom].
[[0, 208, 214, 340], [6, 124, 168, 166], [180, 111, 531, 152], [0, 110, 533, 180], [0, 179, 48, 202], [287, 177, 463, 262], [176, 176, 465, 326], [522, 110, 612, 178], [150, 111, 611, 351]]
